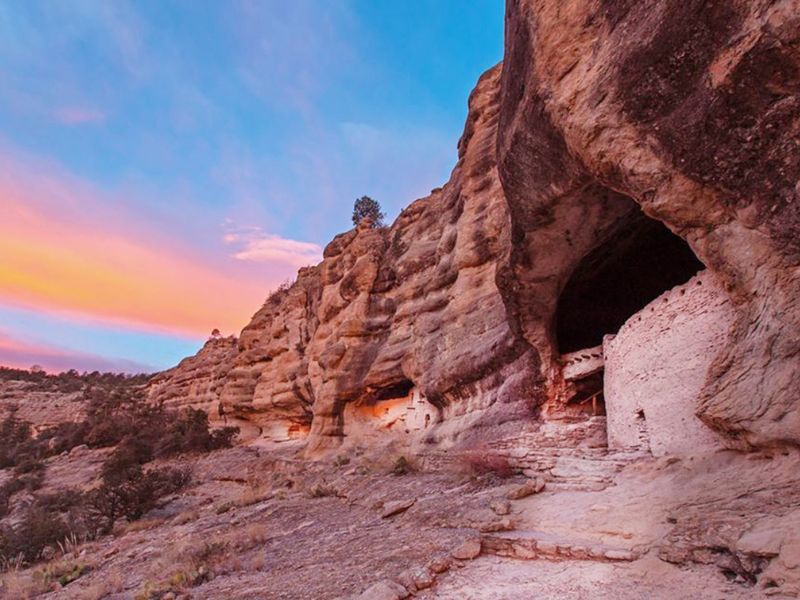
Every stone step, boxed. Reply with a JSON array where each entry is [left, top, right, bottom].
[[544, 480, 611, 492], [481, 530, 640, 563]]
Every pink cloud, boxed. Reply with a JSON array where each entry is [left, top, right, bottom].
[[53, 107, 108, 125], [0, 332, 150, 374], [224, 226, 322, 267]]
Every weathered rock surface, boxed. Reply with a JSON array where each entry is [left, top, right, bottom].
[[506, 477, 546, 500], [151, 65, 541, 453], [498, 0, 800, 447], [148, 335, 238, 416], [151, 0, 799, 455]]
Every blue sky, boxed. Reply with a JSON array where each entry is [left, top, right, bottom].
[[0, 0, 504, 372]]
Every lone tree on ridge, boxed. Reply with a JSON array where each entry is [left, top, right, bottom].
[[352, 196, 385, 228]]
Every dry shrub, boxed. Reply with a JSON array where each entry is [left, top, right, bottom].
[[391, 455, 417, 476], [72, 576, 124, 600], [140, 537, 223, 598], [458, 444, 515, 479], [237, 481, 272, 507], [0, 569, 49, 599], [233, 523, 269, 549], [37, 558, 93, 588], [307, 483, 337, 499], [0, 507, 75, 564]]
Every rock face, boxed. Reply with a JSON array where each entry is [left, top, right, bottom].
[[154, 65, 542, 452], [151, 1, 799, 454], [498, 0, 800, 448], [148, 335, 238, 416]]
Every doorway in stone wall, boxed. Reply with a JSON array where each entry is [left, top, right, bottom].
[[555, 208, 704, 416]]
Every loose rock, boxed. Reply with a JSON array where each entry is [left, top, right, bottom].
[[507, 477, 546, 500], [356, 580, 409, 600], [381, 498, 416, 518], [451, 538, 481, 560]]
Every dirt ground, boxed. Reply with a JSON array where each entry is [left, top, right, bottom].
[[2, 434, 797, 599]]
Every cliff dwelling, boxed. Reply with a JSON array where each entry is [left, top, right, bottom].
[[342, 380, 438, 444], [555, 210, 731, 456]]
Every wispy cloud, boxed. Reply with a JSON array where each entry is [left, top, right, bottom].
[[53, 106, 107, 125], [225, 227, 322, 266]]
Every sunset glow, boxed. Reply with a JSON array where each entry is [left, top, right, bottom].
[[0, 1, 502, 372], [0, 150, 320, 337]]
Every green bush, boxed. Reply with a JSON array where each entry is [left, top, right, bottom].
[[86, 463, 191, 534], [154, 408, 239, 458]]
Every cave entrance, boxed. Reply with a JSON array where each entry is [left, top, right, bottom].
[[556, 209, 704, 413], [557, 211, 704, 353]]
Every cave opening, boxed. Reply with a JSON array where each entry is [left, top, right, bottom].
[[368, 379, 415, 404], [556, 210, 704, 354], [556, 209, 703, 419]]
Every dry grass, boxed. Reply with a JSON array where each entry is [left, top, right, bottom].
[[173, 509, 200, 525], [139, 521, 270, 595], [119, 516, 168, 535], [0, 570, 49, 599], [237, 481, 272, 507], [70, 574, 124, 600]]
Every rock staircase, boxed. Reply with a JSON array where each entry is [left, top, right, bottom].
[[419, 416, 647, 491], [480, 530, 640, 562], [488, 417, 646, 492]]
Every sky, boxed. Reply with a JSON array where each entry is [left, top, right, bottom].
[[0, 0, 504, 373]]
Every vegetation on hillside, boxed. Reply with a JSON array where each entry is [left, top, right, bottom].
[[0, 366, 150, 393], [0, 373, 239, 570]]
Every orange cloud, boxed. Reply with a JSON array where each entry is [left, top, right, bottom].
[[0, 150, 320, 337]]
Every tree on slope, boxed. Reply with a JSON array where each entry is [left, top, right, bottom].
[[352, 196, 385, 228]]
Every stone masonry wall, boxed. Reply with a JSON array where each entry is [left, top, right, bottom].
[[604, 270, 734, 456]]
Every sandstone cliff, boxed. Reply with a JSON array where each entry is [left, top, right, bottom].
[[498, 0, 800, 449], [151, 0, 799, 455]]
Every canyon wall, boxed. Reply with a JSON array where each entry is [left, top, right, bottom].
[[150, 0, 799, 454], [152, 66, 545, 453], [498, 0, 800, 448]]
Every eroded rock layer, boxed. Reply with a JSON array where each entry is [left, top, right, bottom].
[[151, 0, 799, 453], [152, 66, 543, 452]]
